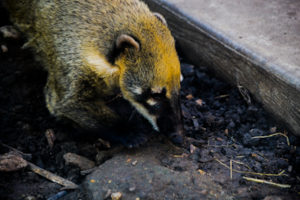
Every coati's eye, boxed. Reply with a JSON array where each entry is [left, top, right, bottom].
[[151, 87, 167, 100]]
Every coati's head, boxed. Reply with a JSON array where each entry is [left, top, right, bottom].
[[114, 13, 184, 145]]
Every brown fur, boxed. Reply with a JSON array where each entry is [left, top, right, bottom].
[[4, 0, 183, 145]]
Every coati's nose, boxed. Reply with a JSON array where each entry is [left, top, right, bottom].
[[168, 125, 184, 146], [157, 96, 185, 146]]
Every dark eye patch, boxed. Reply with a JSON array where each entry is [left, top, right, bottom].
[[133, 87, 168, 112], [151, 87, 166, 99]]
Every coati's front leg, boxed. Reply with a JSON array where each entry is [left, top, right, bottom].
[[44, 79, 150, 148]]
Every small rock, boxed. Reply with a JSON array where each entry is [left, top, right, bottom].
[[195, 99, 203, 106], [190, 144, 197, 154], [111, 192, 122, 200], [63, 153, 95, 170], [132, 160, 138, 166], [129, 185, 136, 192], [45, 129, 56, 149], [0, 152, 28, 172], [1, 44, 8, 53], [97, 138, 111, 148], [263, 195, 282, 200], [0, 26, 20, 39], [224, 129, 229, 135], [186, 94, 194, 100], [198, 169, 206, 175], [22, 123, 31, 132], [199, 189, 208, 195], [288, 165, 292, 172], [192, 118, 200, 130], [270, 127, 277, 133], [24, 196, 36, 200], [249, 128, 264, 137], [236, 187, 248, 195]]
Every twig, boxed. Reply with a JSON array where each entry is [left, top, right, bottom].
[[215, 158, 287, 177], [251, 132, 290, 146], [230, 159, 233, 180], [243, 176, 291, 188], [215, 94, 229, 99], [27, 162, 79, 190], [0, 141, 78, 189], [231, 159, 251, 170]]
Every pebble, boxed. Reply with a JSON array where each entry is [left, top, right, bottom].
[[186, 94, 194, 100], [288, 165, 293, 172], [263, 196, 282, 200], [189, 144, 197, 154], [1, 44, 8, 53], [0, 26, 20, 39], [129, 185, 136, 192], [111, 192, 122, 200], [63, 153, 95, 170], [24, 196, 36, 200], [132, 160, 138, 166]]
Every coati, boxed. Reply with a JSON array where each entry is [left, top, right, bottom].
[[4, 0, 184, 147]]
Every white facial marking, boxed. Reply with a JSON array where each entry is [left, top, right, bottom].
[[180, 73, 184, 82], [131, 86, 143, 95], [147, 98, 157, 106], [131, 101, 159, 131], [84, 52, 118, 77], [151, 86, 162, 94]]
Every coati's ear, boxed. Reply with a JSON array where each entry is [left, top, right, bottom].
[[116, 34, 140, 51], [153, 12, 168, 26]]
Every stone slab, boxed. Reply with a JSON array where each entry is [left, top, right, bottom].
[[143, 0, 300, 136], [83, 143, 233, 200]]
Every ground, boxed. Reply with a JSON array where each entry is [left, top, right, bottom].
[[0, 8, 299, 200]]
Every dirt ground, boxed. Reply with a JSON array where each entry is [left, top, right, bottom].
[[0, 6, 299, 200]]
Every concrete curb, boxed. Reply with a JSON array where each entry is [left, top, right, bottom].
[[143, 0, 300, 136]]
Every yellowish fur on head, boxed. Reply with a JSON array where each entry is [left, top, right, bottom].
[[115, 14, 181, 131]]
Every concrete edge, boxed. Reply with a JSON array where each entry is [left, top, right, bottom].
[[143, 0, 300, 136], [153, 0, 300, 90]]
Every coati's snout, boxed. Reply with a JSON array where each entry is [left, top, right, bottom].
[[156, 94, 184, 145], [121, 84, 184, 145]]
